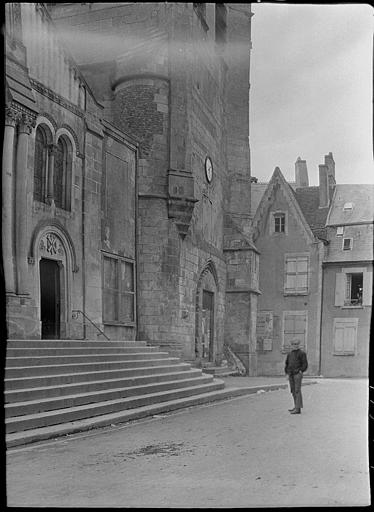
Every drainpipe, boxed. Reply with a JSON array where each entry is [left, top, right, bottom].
[[81, 130, 86, 340], [135, 146, 140, 341], [318, 255, 325, 376]]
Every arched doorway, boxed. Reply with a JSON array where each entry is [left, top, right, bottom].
[[40, 258, 61, 339], [195, 260, 219, 364], [34, 229, 72, 339]]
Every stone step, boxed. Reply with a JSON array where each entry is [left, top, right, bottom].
[[6, 346, 161, 357], [6, 351, 171, 367], [6, 381, 225, 434], [5, 363, 193, 391], [7, 340, 148, 348], [5, 357, 182, 378], [5, 384, 264, 449], [5, 368, 204, 402], [202, 367, 239, 377], [5, 374, 214, 417]]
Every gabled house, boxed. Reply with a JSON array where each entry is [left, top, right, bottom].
[[251, 163, 328, 376], [251, 153, 373, 377], [320, 184, 373, 377]]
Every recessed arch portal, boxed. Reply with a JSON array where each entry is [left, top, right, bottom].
[[195, 260, 219, 363]]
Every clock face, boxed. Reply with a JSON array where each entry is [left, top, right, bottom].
[[205, 156, 213, 183]]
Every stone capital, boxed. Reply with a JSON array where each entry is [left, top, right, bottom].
[[5, 106, 20, 127], [47, 143, 59, 156], [18, 113, 37, 134]]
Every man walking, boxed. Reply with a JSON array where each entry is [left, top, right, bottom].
[[285, 338, 308, 414]]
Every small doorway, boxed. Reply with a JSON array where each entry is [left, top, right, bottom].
[[201, 290, 214, 361], [40, 258, 61, 339]]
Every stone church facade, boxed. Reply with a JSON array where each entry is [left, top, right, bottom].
[[3, 3, 259, 374]]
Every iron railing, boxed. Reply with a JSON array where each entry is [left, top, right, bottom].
[[72, 309, 110, 340]]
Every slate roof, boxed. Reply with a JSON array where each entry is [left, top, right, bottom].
[[327, 184, 374, 226], [293, 186, 330, 239], [6, 57, 38, 114], [250, 183, 268, 216]]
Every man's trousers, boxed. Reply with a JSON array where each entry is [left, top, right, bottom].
[[288, 372, 303, 409]]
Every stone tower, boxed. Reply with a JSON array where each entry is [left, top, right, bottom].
[[47, 3, 259, 373]]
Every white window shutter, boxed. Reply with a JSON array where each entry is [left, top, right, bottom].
[[363, 271, 373, 306], [334, 273, 345, 306]]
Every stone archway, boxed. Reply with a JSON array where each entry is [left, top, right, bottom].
[[30, 225, 76, 339], [195, 260, 219, 365]]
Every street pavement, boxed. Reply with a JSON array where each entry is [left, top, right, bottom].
[[6, 377, 370, 508]]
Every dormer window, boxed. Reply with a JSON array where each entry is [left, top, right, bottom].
[[342, 238, 353, 251], [343, 202, 353, 211], [336, 226, 344, 236]]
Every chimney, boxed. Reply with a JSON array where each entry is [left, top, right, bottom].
[[319, 164, 329, 207], [324, 152, 336, 201], [324, 152, 335, 180], [295, 157, 309, 188]]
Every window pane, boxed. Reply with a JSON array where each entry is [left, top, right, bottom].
[[120, 261, 134, 292], [119, 293, 134, 322], [103, 290, 117, 321], [54, 139, 64, 208], [34, 127, 47, 202], [350, 273, 363, 302], [104, 257, 118, 290]]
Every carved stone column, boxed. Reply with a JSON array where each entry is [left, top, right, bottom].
[[47, 143, 58, 204], [15, 113, 35, 295], [2, 107, 19, 293]]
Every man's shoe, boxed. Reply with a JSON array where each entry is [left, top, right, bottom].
[[288, 408, 296, 412], [290, 409, 301, 414]]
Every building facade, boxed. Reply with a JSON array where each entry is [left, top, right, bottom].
[[251, 154, 373, 377], [251, 165, 327, 376], [320, 184, 373, 377], [3, 3, 259, 374]]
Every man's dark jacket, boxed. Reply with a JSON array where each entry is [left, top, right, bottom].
[[285, 349, 308, 375]]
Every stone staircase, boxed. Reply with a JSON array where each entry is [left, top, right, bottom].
[[4, 339, 245, 448]]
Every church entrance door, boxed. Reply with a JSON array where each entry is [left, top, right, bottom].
[[201, 290, 214, 362], [40, 258, 61, 339]]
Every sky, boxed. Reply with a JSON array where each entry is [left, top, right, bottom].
[[249, 2, 373, 185]]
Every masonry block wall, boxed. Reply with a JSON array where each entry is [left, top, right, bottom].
[[47, 3, 256, 366], [5, 4, 90, 339]]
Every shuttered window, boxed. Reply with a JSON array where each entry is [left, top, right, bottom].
[[284, 255, 309, 294], [333, 318, 358, 355], [335, 269, 372, 307], [282, 311, 307, 352]]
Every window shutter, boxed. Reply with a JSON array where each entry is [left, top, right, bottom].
[[343, 325, 356, 352], [333, 324, 345, 352], [363, 271, 373, 306], [334, 273, 345, 306], [333, 319, 357, 354]]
